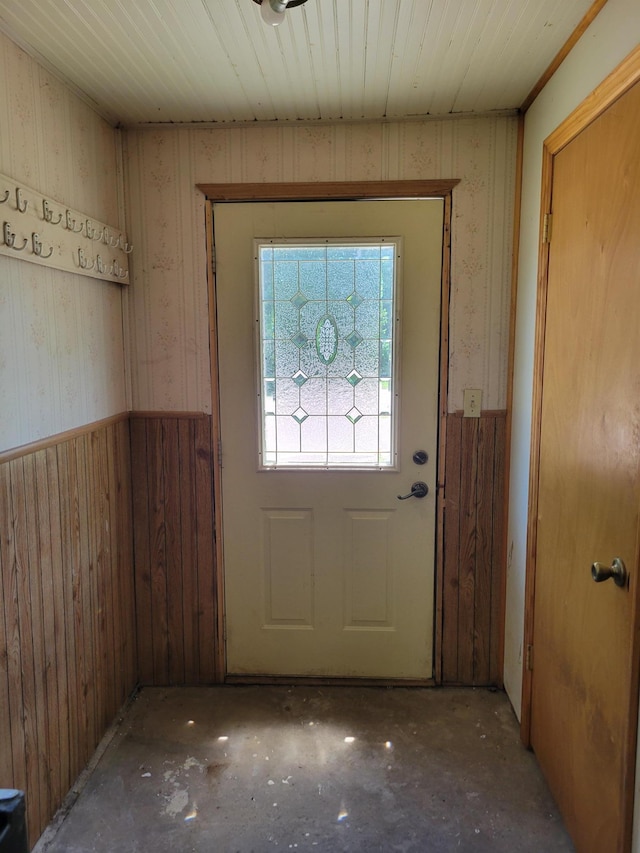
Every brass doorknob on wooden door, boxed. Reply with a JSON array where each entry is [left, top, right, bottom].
[[591, 557, 628, 588], [397, 482, 429, 500]]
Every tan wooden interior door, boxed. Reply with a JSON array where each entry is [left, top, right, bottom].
[[531, 81, 640, 852], [214, 199, 443, 679]]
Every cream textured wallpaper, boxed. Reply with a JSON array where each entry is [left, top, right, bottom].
[[125, 115, 517, 414], [0, 32, 127, 451]]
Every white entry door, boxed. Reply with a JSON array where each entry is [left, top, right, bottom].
[[214, 200, 444, 679]]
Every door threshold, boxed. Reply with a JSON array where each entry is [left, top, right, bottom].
[[225, 674, 436, 688]]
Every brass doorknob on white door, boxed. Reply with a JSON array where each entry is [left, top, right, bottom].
[[591, 557, 628, 588], [397, 482, 429, 500]]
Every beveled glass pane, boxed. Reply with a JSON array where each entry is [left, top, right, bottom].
[[300, 378, 327, 415], [275, 378, 300, 415], [379, 415, 392, 453], [258, 241, 398, 468], [356, 339, 380, 375], [355, 416, 379, 452], [301, 416, 327, 452], [355, 378, 379, 415], [263, 341, 275, 378], [262, 301, 275, 339], [328, 300, 353, 335], [355, 260, 381, 299], [327, 415, 354, 453], [274, 261, 299, 300], [275, 339, 299, 378], [274, 301, 299, 338], [299, 261, 327, 299], [355, 300, 380, 338], [379, 341, 391, 379], [327, 378, 354, 415], [261, 260, 274, 300], [264, 379, 276, 414], [379, 380, 392, 415], [380, 301, 393, 337], [381, 260, 393, 299], [327, 262, 355, 298], [263, 413, 276, 455], [299, 301, 326, 339], [274, 246, 326, 261], [276, 415, 300, 452], [327, 246, 359, 260]]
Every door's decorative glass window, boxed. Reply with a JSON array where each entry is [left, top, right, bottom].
[[257, 241, 399, 469]]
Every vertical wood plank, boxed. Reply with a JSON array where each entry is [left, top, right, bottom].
[[131, 418, 153, 683], [442, 414, 462, 682], [473, 417, 496, 684], [490, 415, 507, 684], [75, 433, 97, 759], [24, 453, 54, 830], [116, 419, 137, 692], [96, 427, 115, 727], [195, 416, 216, 683], [164, 419, 185, 684], [34, 451, 61, 811], [106, 426, 123, 709], [10, 457, 44, 840], [179, 419, 199, 683], [56, 441, 80, 785], [457, 418, 479, 685], [147, 419, 169, 684], [87, 433, 105, 748], [41, 448, 68, 805], [0, 465, 14, 786]]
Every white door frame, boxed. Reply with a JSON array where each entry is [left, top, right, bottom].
[[198, 180, 458, 684]]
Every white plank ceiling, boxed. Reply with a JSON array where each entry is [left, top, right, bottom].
[[0, 0, 598, 126]]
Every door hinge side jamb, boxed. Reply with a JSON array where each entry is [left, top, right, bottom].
[[543, 213, 552, 243]]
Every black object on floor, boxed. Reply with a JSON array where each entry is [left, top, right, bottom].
[[0, 790, 28, 853]]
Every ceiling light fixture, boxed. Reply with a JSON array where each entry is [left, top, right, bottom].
[[252, 0, 309, 27]]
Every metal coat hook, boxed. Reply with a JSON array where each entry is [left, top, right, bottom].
[[42, 199, 62, 224], [32, 232, 54, 259], [77, 248, 95, 270], [0, 189, 9, 204], [85, 219, 99, 240], [65, 209, 84, 233], [15, 188, 28, 213], [3, 221, 28, 251], [91, 225, 106, 242], [96, 254, 107, 274], [111, 259, 128, 279], [115, 233, 133, 253]]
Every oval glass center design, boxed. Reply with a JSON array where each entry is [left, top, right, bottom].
[[316, 315, 338, 365]]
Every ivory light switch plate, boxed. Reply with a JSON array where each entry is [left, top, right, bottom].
[[463, 389, 482, 418]]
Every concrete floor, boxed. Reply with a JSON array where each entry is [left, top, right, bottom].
[[36, 686, 573, 852]]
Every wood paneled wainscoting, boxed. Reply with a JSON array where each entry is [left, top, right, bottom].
[[130, 413, 219, 686], [0, 415, 137, 847], [441, 411, 507, 686], [130, 411, 506, 690]]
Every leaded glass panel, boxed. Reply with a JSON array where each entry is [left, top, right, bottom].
[[257, 240, 399, 469]]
